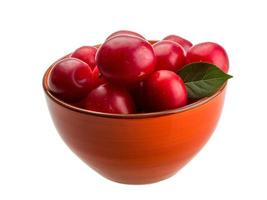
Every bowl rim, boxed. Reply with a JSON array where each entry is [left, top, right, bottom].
[[43, 64, 227, 119]]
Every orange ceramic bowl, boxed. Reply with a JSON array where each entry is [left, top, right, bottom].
[[43, 52, 227, 184]]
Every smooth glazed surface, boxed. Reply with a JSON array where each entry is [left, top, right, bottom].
[[43, 41, 226, 184]]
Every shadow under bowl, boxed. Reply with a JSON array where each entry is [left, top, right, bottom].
[[43, 56, 227, 184]]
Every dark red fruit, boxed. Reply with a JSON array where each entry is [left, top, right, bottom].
[[106, 30, 145, 40], [71, 46, 97, 69], [96, 35, 156, 85], [163, 35, 193, 52], [186, 42, 229, 72], [48, 58, 93, 102], [130, 81, 145, 112], [70, 98, 87, 108], [143, 70, 187, 112], [84, 84, 135, 114], [92, 67, 107, 89], [153, 40, 185, 72]]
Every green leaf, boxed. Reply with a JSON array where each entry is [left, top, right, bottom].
[[178, 62, 232, 99]]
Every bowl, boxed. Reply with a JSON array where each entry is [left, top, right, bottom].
[[43, 51, 227, 185]]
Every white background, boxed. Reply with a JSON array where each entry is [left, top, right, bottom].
[[0, 0, 266, 199]]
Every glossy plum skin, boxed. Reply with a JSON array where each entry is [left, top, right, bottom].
[[143, 70, 187, 112], [106, 30, 145, 40], [96, 35, 156, 85], [48, 58, 93, 102], [84, 84, 135, 114], [186, 42, 229, 72], [163, 35, 193, 52], [71, 46, 97, 69], [153, 40, 185, 72], [92, 67, 107, 89]]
